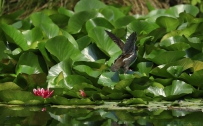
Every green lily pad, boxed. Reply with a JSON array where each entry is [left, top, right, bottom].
[[67, 10, 98, 34], [145, 50, 185, 65], [160, 36, 190, 51], [88, 27, 120, 57], [60, 75, 92, 90], [15, 52, 47, 75], [45, 36, 81, 62], [166, 66, 183, 77], [156, 16, 179, 32], [74, 0, 106, 12], [114, 16, 135, 28], [30, 12, 59, 38], [81, 44, 107, 61], [98, 72, 119, 88], [137, 62, 153, 76], [179, 69, 203, 88], [127, 20, 159, 34], [73, 65, 102, 78], [0, 82, 21, 91], [86, 17, 114, 32], [1, 24, 29, 50], [22, 27, 43, 49], [100, 6, 125, 22], [58, 7, 74, 17], [0, 90, 44, 104], [146, 80, 194, 100], [165, 4, 199, 17]]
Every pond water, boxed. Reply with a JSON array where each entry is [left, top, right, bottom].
[[1, 104, 203, 126]]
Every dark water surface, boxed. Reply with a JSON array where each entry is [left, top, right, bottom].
[[1, 104, 203, 126]]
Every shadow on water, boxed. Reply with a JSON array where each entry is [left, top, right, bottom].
[[1, 104, 203, 126]]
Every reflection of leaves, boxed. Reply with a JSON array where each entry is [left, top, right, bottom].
[[46, 96, 101, 105], [119, 98, 147, 105]]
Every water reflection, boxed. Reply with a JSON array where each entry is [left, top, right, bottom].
[[0, 105, 203, 126]]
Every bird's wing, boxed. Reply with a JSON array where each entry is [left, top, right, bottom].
[[105, 30, 124, 50], [123, 32, 137, 54], [111, 55, 125, 72]]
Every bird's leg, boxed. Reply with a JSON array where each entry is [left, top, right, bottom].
[[123, 66, 129, 74]]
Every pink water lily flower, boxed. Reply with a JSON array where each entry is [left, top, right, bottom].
[[33, 88, 54, 99], [79, 90, 86, 97]]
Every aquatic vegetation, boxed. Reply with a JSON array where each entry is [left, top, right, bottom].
[[0, 0, 202, 105]]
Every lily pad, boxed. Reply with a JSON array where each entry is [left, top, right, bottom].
[[88, 27, 120, 56], [1, 24, 29, 50]]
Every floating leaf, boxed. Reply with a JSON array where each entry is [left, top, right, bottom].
[[47, 60, 72, 88], [137, 62, 153, 76], [1, 24, 29, 50], [22, 27, 43, 48], [165, 4, 199, 17], [73, 65, 102, 78], [74, 0, 106, 12], [145, 50, 185, 65], [164, 80, 193, 98], [61, 30, 78, 49], [45, 36, 81, 62], [76, 35, 91, 51], [0, 90, 44, 104], [0, 82, 21, 91], [160, 36, 190, 51], [156, 16, 179, 32], [49, 13, 69, 28], [61, 75, 92, 90], [88, 27, 120, 56], [100, 6, 125, 22], [81, 44, 107, 61], [179, 69, 203, 88], [98, 72, 119, 88], [16, 52, 47, 75], [114, 16, 135, 28], [127, 20, 159, 34], [30, 12, 59, 38], [86, 17, 114, 32], [67, 10, 98, 34], [146, 80, 193, 99], [166, 66, 183, 77], [58, 7, 74, 17]]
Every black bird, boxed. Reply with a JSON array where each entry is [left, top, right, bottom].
[[105, 30, 137, 73]]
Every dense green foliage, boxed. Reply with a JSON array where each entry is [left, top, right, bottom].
[[0, 0, 203, 105]]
